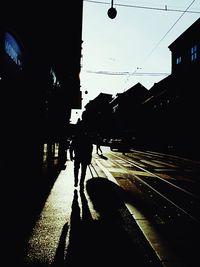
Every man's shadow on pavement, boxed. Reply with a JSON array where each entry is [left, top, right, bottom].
[[98, 154, 108, 160], [53, 177, 149, 267]]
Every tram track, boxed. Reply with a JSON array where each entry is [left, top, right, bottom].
[[109, 152, 200, 224], [93, 149, 200, 266]]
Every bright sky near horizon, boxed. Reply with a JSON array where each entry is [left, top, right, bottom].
[[71, 0, 200, 123]]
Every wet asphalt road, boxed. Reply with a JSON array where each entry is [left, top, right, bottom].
[[3, 146, 199, 267]]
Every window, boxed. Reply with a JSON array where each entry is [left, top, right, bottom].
[[191, 45, 197, 62], [176, 56, 182, 65], [113, 104, 119, 113], [5, 32, 22, 68]]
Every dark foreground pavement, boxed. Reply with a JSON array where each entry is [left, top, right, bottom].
[[3, 154, 164, 267]]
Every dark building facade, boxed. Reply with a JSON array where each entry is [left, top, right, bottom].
[[0, 2, 83, 186], [109, 82, 149, 139], [169, 18, 199, 75], [140, 18, 200, 158], [82, 92, 113, 137]]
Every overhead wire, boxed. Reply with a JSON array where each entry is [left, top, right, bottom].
[[83, 0, 200, 14], [82, 0, 198, 82], [123, 0, 198, 86], [86, 70, 170, 76], [84, 0, 198, 77], [142, 0, 198, 63]]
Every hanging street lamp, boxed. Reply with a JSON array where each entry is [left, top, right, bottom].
[[107, 0, 117, 19]]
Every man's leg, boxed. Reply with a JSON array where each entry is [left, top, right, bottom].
[[99, 146, 103, 154], [80, 162, 87, 187], [74, 160, 80, 187]]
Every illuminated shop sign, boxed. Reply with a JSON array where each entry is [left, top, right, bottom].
[[4, 32, 22, 69]]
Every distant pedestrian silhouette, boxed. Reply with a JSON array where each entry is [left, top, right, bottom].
[[70, 129, 93, 187], [95, 134, 103, 155]]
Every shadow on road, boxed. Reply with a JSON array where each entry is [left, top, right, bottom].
[[53, 177, 158, 267], [98, 154, 108, 160]]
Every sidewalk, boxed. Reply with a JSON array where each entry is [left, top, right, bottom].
[[20, 154, 163, 267]]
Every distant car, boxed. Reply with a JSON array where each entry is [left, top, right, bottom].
[[110, 139, 124, 151], [110, 137, 135, 152]]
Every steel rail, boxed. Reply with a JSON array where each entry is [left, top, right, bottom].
[[114, 153, 200, 200], [111, 153, 200, 223]]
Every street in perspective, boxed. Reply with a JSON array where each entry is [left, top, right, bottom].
[[1, 2, 200, 267], [11, 145, 200, 267]]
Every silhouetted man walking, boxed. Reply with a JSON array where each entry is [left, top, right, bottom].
[[95, 133, 103, 155], [70, 129, 93, 187]]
